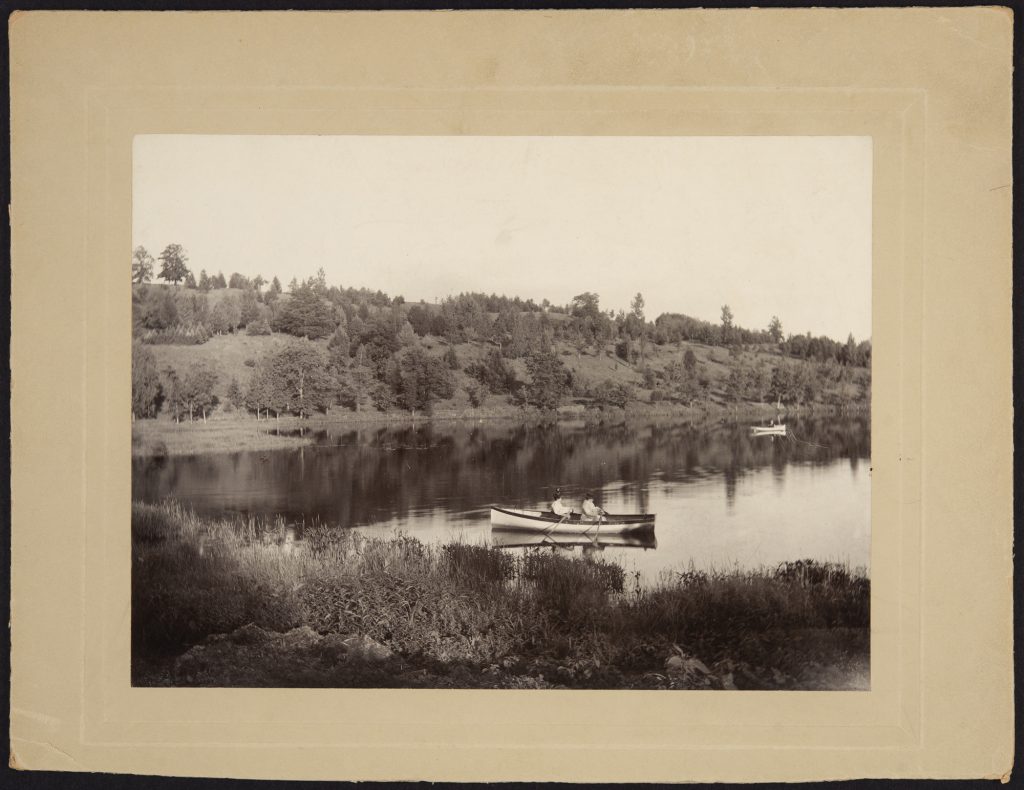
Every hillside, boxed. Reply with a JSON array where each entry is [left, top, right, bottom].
[[131, 279, 871, 427]]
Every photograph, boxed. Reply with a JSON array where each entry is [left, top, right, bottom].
[[130, 134, 872, 691]]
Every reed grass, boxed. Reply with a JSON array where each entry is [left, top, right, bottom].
[[133, 501, 869, 688]]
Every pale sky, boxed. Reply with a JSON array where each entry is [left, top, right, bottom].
[[134, 135, 871, 341]]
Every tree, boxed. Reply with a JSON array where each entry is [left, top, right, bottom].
[[140, 288, 178, 329], [591, 380, 634, 409], [570, 292, 602, 322], [720, 304, 735, 346], [213, 271, 227, 289], [524, 349, 569, 410], [397, 320, 418, 348], [246, 318, 272, 336], [228, 272, 250, 290], [180, 362, 219, 422], [198, 270, 211, 292], [629, 292, 647, 362], [247, 339, 335, 419], [724, 368, 746, 403], [407, 304, 432, 336], [683, 348, 697, 372], [272, 282, 337, 339], [270, 277, 283, 295], [238, 289, 261, 327], [392, 347, 453, 414], [252, 275, 266, 293], [226, 377, 244, 408], [768, 315, 783, 343], [467, 348, 517, 394], [842, 333, 858, 366], [327, 326, 351, 366], [184, 271, 197, 289], [313, 267, 328, 296], [132, 246, 154, 283], [161, 367, 184, 422], [209, 294, 242, 333], [337, 362, 373, 413], [158, 244, 190, 284], [131, 342, 162, 419]]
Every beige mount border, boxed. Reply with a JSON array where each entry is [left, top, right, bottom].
[[9, 9, 1013, 781]]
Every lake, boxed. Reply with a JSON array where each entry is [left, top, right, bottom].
[[132, 416, 871, 584]]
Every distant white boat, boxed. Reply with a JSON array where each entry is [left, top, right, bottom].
[[751, 424, 787, 436]]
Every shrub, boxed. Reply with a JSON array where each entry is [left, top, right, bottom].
[[591, 380, 634, 409], [466, 349, 517, 394], [466, 381, 485, 408], [441, 544, 515, 586], [246, 318, 272, 336], [140, 322, 211, 345]]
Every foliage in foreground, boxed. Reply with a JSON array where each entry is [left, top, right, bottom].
[[133, 502, 869, 687]]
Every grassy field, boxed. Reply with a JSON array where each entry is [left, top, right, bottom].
[[132, 501, 870, 690], [131, 416, 312, 457]]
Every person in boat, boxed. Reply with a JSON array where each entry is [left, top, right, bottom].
[[550, 488, 573, 518], [580, 491, 606, 523]]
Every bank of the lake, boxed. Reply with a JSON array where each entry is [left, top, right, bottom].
[[132, 400, 866, 458], [132, 501, 870, 690]]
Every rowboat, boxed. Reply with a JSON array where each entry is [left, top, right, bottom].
[[751, 424, 787, 436], [491, 527, 657, 550], [489, 506, 655, 534]]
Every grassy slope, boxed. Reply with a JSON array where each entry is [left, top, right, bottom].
[[147, 329, 866, 412], [147, 332, 292, 401]]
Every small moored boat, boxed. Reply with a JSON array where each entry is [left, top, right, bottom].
[[751, 424, 787, 436], [490, 506, 655, 534]]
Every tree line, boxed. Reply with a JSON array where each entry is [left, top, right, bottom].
[[131, 245, 871, 421]]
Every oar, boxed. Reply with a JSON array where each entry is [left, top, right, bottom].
[[583, 511, 605, 535], [543, 512, 569, 536]]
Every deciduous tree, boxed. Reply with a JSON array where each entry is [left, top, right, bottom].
[[132, 246, 154, 283], [158, 244, 190, 284], [256, 339, 336, 418], [272, 282, 337, 339], [180, 362, 219, 422], [524, 349, 569, 410], [131, 342, 162, 419]]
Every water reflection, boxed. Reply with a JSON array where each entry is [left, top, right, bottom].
[[490, 527, 658, 551], [133, 415, 870, 579]]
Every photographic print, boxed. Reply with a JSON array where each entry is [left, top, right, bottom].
[[131, 135, 872, 691]]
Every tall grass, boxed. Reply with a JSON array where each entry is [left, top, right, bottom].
[[133, 501, 869, 684]]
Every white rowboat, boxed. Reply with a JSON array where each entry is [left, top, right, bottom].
[[489, 507, 655, 534]]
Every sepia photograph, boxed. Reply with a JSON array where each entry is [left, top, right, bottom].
[[130, 134, 872, 691]]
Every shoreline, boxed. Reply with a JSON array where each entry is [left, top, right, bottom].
[[132, 501, 870, 690], [132, 401, 869, 458]]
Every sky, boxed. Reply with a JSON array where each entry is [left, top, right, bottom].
[[134, 135, 872, 341]]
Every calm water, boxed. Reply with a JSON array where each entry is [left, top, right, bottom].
[[132, 416, 870, 583]]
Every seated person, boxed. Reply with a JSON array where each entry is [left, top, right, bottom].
[[580, 492, 606, 522], [550, 488, 572, 517]]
